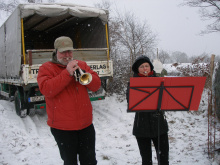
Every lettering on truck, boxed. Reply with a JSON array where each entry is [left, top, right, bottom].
[[31, 69, 39, 74], [89, 64, 107, 75], [30, 65, 108, 77]]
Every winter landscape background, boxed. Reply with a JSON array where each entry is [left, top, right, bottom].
[[0, 64, 219, 165], [0, 1, 220, 165]]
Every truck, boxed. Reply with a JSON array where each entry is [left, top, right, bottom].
[[0, 3, 113, 117]]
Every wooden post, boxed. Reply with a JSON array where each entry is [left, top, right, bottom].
[[209, 54, 215, 114], [208, 54, 215, 159], [210, 54, 215, 81]]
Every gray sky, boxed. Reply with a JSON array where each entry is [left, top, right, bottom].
[[60, 0, 220, 57]]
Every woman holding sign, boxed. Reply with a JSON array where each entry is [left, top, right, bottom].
[[126, 55, 169, 165]]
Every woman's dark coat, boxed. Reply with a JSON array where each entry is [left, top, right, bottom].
[[126, 68, 169, 138]]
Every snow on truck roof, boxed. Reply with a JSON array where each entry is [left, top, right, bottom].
[[19, 3, 109, 23]]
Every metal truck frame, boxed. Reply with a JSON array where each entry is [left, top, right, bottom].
[[0, 3, 113, 117]]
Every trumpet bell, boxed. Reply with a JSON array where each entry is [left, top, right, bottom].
[[74, 67, 93, 85], [79, 73, 92, 85]]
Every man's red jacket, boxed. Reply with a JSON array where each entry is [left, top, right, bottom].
[[37, 60, 101, 130]]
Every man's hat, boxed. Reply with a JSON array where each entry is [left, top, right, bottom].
[[54, 36, 74, 52]]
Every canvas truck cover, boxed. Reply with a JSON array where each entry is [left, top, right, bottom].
[[20, 3, 108, 22], [0, 3, 109, 80]]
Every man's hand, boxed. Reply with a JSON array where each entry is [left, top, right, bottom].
[[66, 60, 79, 76]]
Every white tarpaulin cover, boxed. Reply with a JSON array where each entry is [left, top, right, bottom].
[[20, 3, 108, 23]]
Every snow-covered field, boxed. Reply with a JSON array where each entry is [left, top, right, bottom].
[[0, 89, 219, 165]]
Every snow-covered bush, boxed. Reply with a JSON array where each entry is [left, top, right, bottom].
[[166, 56, 211, 89]]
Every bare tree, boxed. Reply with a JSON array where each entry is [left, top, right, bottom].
[[94, 0, 112, 11], [172, 51, 189, 63], [158, 50, 171, 64], [93, 1, 130, 94], [91, 1, 158, 94], [112, 11, 158, 74], [182, 0, 220, 33], [189, 52, 211, 63], [0, 0, 19, 12]]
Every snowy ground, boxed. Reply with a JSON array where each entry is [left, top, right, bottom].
[[0, 90, 219, 165]]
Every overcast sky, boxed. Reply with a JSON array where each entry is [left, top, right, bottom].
[[60, 0, 220, 57]]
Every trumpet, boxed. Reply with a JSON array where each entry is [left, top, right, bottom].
[[74, 67, 92, 85]]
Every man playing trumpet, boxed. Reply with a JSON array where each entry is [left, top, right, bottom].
[[37, 36, 101, 165]]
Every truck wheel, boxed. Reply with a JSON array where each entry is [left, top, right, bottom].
[[14, 91, 27, 118]]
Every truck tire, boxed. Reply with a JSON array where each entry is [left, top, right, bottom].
[[14, 90, 27, 118]]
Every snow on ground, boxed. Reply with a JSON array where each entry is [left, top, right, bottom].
[[0, 90, 219, 165]]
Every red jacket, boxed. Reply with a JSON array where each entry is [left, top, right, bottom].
[[37, 60, 101, 130]]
